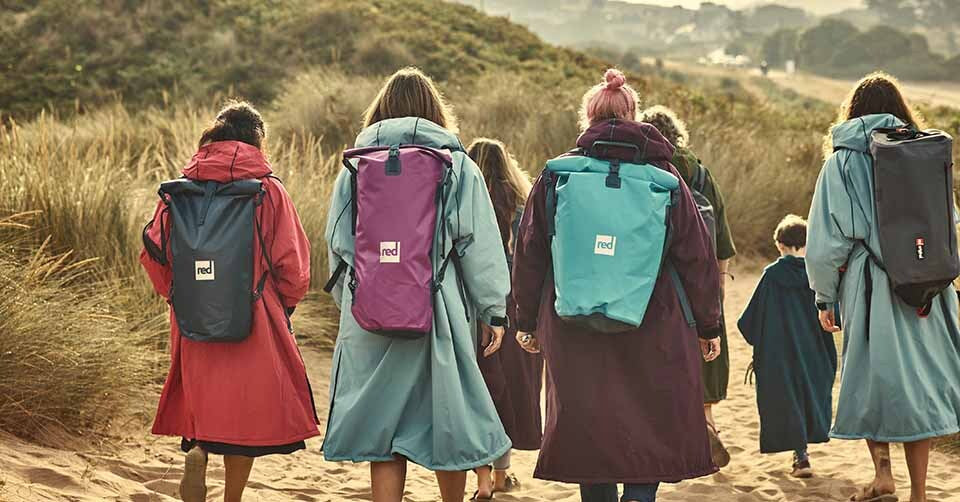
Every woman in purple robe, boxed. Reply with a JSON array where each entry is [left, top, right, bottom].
[[511, 69, 723, 502]]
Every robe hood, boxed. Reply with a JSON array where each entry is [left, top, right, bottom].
[[576, 119, 675, 163], [355, 117, 463, 151], [182, 140, 272, 182], [768, 255, 811, 290], [831, 113, 905, 153]]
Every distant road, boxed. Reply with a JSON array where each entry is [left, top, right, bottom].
[[649, 58, 960, 110], [765, 70, 960, 110]]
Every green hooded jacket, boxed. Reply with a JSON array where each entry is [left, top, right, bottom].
[[671, 147, 736, 261]]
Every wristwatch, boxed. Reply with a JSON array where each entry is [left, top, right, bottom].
[[816, 302, 831, 311], [489, 316, 508, 328]]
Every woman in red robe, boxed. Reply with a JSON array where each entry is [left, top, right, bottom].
[[141, 101, 319, 502]]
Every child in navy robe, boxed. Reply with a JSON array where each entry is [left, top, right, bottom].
[[737, 214, 838, 478]]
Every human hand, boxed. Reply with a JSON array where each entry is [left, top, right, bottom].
[[819, 309, 840, 333], [700, 337, 721, 362], [481, 322, 505, 357], [516, 331, 541, 354]]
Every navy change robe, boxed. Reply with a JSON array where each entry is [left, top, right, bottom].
[[737, 255, 838, 453]]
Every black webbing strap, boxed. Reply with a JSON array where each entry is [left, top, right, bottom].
[[545, 171, 557, 238], [323, 260, 348, 293], [142, 204, 170, 265], [253, 189, 278, 300], [435, 236, 473, 322], [863, 255, 874, 341]]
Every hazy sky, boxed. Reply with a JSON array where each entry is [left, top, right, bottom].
[[621, 0, 865, 15]]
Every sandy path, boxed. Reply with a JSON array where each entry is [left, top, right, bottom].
[[2, 268, 960, 501]]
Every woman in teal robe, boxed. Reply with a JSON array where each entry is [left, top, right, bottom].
[[322, 69, 512, 501], [806, 73, 960, 502]]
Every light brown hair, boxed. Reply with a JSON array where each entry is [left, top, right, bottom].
[[774, 214, 807, 249], [362, 67, 458, 132], [640, 105, 689, 148], [466, 138, 531, 252]]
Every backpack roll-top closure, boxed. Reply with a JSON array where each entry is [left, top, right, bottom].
[[337, 144, 454, 338], [159, 178, 265, 343]]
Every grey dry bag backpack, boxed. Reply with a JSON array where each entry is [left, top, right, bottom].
[[143, 178, 276, 342], [868, 127, 958, 312], [691, 162, 717, 252]]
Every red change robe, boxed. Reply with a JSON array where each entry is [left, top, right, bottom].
[[141, 141, 319, 447]]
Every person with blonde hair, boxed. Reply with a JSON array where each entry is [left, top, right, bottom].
[[467, 138, 543, 499], [807, 72, 960, 502], [512, 68, 722, 502], [322, 67, 512, 502], [737, 214, 837, 478], [640, 105, 737, 468]]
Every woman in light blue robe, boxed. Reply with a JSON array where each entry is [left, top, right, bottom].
[[806, 73, 960, 502], [322, 68, 512, 502]]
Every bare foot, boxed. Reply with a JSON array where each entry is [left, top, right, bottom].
[[849, 478, 897, 501]]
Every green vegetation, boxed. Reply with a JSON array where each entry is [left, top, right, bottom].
[[0, 0, 598, 120], [760, 18, 960, 81]]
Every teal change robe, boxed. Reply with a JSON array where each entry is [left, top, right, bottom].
[[321, 117, 512, 470], [806, 113, 960, 442], [738, 255, 837, 453]]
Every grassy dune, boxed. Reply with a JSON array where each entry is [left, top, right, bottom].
[[1, 0, 959, 446]]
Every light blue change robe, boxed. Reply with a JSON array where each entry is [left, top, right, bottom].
[[806, 113, 960, 442], [321, 117, 512, 470]]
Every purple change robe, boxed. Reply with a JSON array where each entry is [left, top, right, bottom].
[[512, 119, 722, 483]]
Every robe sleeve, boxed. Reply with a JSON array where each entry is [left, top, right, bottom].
[[806, 150, 869, 304], [140, 200, 172, 298], [737, 272, 769, 346], [665, 164, 723, 339], [263, 178, 311, 308], [453, 154, 510, 325], [511, 172, 550, 332], [324, 168, 354, 310]]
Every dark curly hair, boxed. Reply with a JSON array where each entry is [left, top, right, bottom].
[[199, 100, 266, 149]]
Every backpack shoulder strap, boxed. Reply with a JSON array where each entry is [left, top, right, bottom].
[[665, 260, 696, 328], [544, 170, 558, 238], [693, 162, 707, 193]]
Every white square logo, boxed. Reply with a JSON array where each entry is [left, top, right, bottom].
[[594, 235, 616, 256], [195, 260, 215, 281], [379, 241, 400, 263]]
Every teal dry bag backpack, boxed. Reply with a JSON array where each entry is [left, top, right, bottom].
[[544, 141, 695, 333]]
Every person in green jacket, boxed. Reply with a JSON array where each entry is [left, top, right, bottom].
[[641, 105, 737, 468]]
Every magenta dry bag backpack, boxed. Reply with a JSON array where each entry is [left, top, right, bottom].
[[324, 144, 458, 337]]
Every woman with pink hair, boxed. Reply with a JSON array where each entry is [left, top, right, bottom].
[[511, 69, 722, 502]]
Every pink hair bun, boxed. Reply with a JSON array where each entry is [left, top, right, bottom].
[[604, 69, 626, 90]]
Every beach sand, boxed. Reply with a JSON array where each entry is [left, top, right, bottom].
[[2, 268, 959, 501]]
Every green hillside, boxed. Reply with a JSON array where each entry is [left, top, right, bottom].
[[0, 0, 601, 119]]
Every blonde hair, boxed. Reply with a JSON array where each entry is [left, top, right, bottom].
[[640, 105, 689, 148], [774, 214, 807, 249], [579, 68, 640, 130], [466, 138, 531, 251], [362, 67, 458, 132]]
